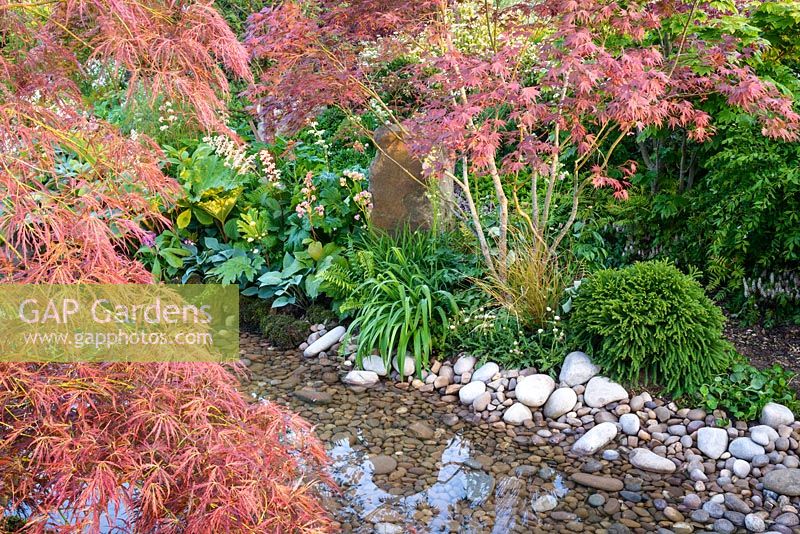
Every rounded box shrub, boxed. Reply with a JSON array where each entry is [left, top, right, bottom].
[[570, 260, 734, 395]]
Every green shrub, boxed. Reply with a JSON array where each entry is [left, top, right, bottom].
[[240, 296, 309, 349], [570, 260, 734, 395], [303, 302, 339, 326], [698, 362, 799, 422], [593, 120, 800, 323], [240, 295, 268, 329]]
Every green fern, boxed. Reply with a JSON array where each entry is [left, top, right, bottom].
[[321, 228, 477, 372]]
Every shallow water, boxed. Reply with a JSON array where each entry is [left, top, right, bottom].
[[239, 332, 654, 533], [323, 433, 567, 533]]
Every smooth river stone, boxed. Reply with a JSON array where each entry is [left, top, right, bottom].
[[303, 325, 346, 357], [361, 355, 387, 376], [628, 448, 676, 474], [583, 376, 629, 408], [750, 425, 779, 446], [729, 437, 765, 461], [470, 362, 499, 383], [515, 374, 556, 408], [572, 422, 618, 456], [760, 402, 795, 429], [503, 402, 533, 425], [620, 413, 640, 436], [764, 468, 800, 496], [392, 354, 416, 376], [342, 370, 380, 386], [570, 472, 624, 492], [454, 355, 477, 375], [559, 351, 600, 386], [543, 387, 577, 419], [697, 427, 729, 460], [459, 381, 487, 405]]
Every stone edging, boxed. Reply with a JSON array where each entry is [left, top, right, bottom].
[[297, 324, 800, 533]]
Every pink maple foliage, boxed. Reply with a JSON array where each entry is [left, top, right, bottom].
[[1, 363, 332, 533], [0, 0, 334, 531], [246, 0, 799, 279]]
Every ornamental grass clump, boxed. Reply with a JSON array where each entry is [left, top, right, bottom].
[[570, 260, 734, 395]]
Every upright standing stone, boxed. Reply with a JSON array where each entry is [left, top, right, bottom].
[[368, 125, 452, 232]]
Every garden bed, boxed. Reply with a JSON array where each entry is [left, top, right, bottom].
[[726, 321, 800, 385]]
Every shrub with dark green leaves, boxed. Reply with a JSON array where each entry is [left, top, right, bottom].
[[240, 296, 309, 349], [570, 260, 734, 395]]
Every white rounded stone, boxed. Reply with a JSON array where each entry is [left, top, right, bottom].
[[532, 494, 558, 512], [361, 355, 387, 376], [459, 381, 487, 405], [620, 413, 641, 436], [572, 422, 618, 456], [697, 427, 729, 460], [732, 459, 751, 478], [728, 437, 765, 461], [470, 362, 499, 383], [760, 402, 795, 429], [343, 370, 380, 386], [303, 325, 346, 357], [629, 448, 676, 474], [454, 355, 477, 375], [750, 424, 779, 446], [392, 354, 416, 376], [559, 350, 600, 386], [515, 374, 556, 408], [503, 402, 533, 425], [583, 376, 629, 408], [543, 387, 577, 419]]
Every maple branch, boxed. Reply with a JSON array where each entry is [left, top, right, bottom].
[[540, 66, 571, 234], [667, 0, 701, 78], [446, 162, 499, 281], [551, 167, 583, 254]]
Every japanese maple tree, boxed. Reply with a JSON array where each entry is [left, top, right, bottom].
[[246, 0, 799, 282], [0, 0, 333, 531]]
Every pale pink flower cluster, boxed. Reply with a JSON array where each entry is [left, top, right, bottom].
[[258, 149, 282, 185], [353, 190, 373, 211], [295, 201, 311, 218], [342, 169, 366, 182], [296, 172, 317, 219]]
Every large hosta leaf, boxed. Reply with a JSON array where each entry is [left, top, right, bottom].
[[196, 187, 243, 224]]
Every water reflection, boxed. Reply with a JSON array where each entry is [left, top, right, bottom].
[[326, 434, 570, 533]]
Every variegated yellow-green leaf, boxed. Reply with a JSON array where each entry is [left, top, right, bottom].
[[197, 187, 242, 224], [176, 209, 192, 229]]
